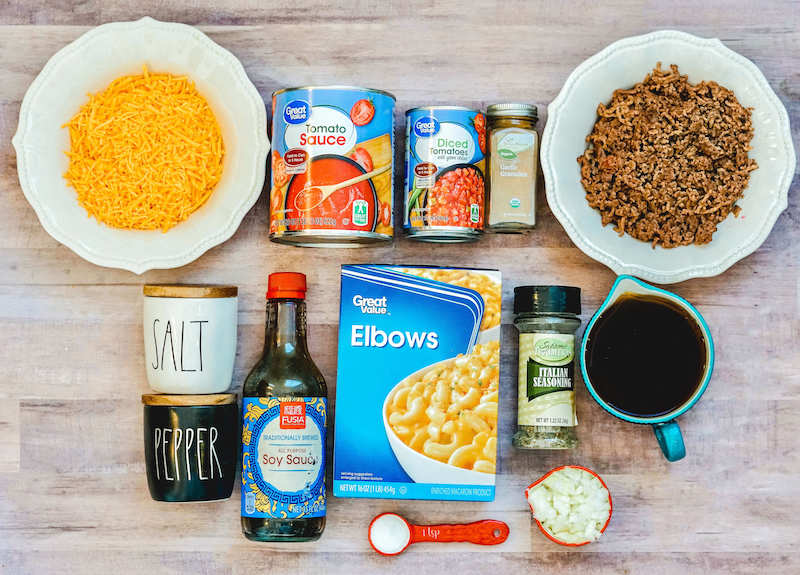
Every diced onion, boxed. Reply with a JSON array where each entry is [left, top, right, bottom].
[[526, 466, 611, 544]]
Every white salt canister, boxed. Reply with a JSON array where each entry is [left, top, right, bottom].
[[143, 285, 238, 394]]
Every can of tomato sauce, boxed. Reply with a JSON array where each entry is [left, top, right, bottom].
[[270, 86, 396, 246], [404, 106, 486, 242]]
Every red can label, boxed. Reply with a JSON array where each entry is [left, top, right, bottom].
[[284, 149, 308, 175]]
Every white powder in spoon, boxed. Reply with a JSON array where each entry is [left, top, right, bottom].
[[370, 514, 411, 555]]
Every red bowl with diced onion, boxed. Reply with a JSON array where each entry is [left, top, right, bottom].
[[524, 465, 612, 546]]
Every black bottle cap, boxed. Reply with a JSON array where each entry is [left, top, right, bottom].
[[513, 285, 581, 315]]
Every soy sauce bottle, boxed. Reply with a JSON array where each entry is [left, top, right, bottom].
[[241, 272, 327, 542]]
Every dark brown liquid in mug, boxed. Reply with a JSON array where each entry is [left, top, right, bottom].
[[584, 294, 707, 418]]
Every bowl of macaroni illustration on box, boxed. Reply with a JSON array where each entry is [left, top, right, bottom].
[[395, 268, 501, 346], [334, 265, 501, 502], [383, 343, 499, 486]]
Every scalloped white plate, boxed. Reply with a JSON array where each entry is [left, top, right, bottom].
[[12, 17, 269, 274], [541, 30, 795, 284]]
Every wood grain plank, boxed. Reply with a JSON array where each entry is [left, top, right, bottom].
[[0, 551, 231, 575], [0, 469, 797, 555], [1, 549, 797, 575], [0, 400, 20, 472]]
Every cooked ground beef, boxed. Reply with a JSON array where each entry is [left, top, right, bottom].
[[577, 63, 757, 248]]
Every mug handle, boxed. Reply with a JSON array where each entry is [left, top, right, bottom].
[[653, 421, 686, 461]]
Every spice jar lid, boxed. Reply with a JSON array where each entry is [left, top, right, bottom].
[[487, 103, 539, 121], [514, 285, 581, 315], [141, 394, 237, 406], [143, 285, 238, 298]]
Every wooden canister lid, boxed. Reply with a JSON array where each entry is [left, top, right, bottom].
[[143, 285, 238, 298], [141, 393, 237, 406]]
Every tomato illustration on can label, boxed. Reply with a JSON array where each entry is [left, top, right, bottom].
[[272, 151, 290, 187], [350, 147, 374, 172], [350, 99, 376, 126], [404, 107, 486, 241], [270, 87, 395, 246]]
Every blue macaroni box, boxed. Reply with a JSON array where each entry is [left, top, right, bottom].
[[333, 265, 501, 501]]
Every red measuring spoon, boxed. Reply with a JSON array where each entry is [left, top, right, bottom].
[[368, 512, 509, 556]]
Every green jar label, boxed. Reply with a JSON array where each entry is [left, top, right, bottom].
[[517, 333, 576, 427], [527, 357, 574, 399], [498, 132, 534, 154], [532, 337, 574, 366], [498, 148, 517, 159]]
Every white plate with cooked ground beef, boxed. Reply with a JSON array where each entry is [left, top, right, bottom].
[[542, 30, 795, 284]]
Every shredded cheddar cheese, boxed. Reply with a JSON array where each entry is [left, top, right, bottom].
[[63, 65, 224, 232]]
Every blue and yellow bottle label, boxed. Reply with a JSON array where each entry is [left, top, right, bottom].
[[241, 396, 326, 519]]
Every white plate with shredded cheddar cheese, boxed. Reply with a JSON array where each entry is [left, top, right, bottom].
[[13, 17, 269, 273]]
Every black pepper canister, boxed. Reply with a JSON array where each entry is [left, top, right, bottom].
[[142, 393, 238, 502]]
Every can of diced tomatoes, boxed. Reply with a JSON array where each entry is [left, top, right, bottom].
[[270, 86, 396, 247], [404, 106, 486, 242]]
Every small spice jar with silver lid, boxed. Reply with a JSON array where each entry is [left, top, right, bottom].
[[486, 103, 539, 233], [512, 285, 581, 449]]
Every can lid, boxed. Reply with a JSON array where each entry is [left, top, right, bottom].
[[514, 285, 581, 315], [487, 103, 539, 121], [141, 394, 237, 406], [272, 85, 396, 101], [405, 105, 480, 114], [267, 272, 307, 299], [143, 285, 238, 298]]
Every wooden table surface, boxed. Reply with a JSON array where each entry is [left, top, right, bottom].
[[1, 1, 798, 573]]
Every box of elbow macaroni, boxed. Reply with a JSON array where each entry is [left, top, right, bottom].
[[333, 265, 501, 501]]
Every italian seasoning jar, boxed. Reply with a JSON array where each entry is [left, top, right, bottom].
[[486, 103, 539, 232], [512, 285, 581, 449]]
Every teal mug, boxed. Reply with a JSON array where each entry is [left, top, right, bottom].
[[580, 275, 714, 462]]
